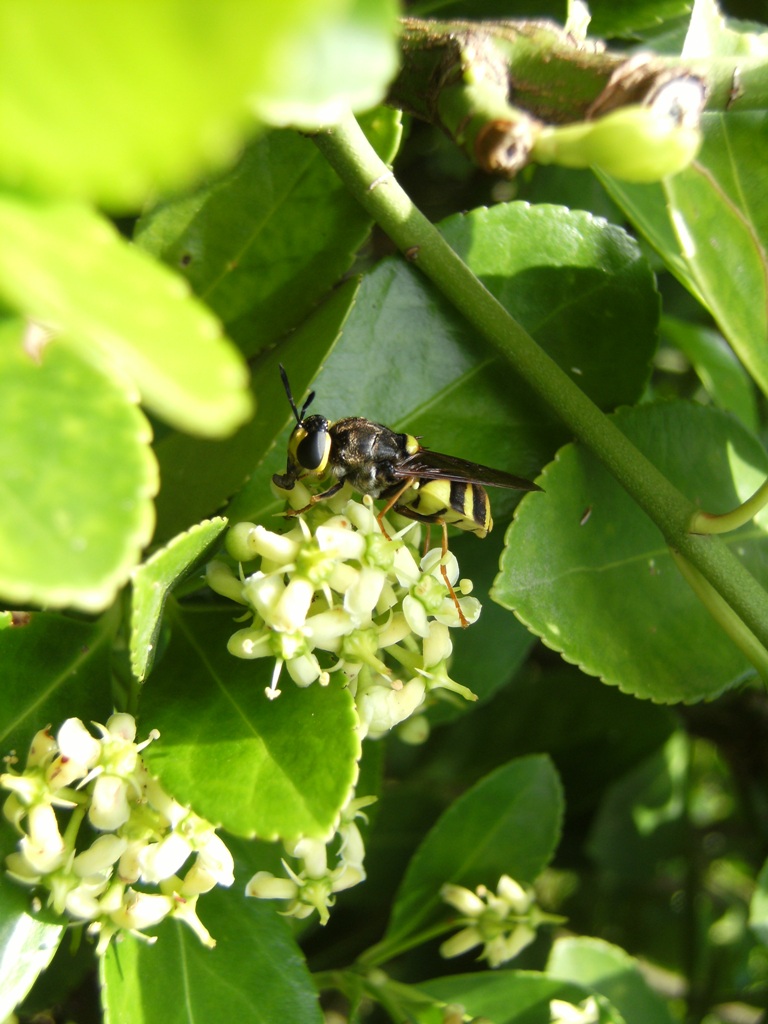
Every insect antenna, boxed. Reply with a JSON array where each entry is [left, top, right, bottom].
[[279, 364, 315, 426]]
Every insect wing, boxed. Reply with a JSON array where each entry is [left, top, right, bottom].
[[396, 448, 541, 492]]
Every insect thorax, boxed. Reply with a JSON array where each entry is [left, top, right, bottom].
[[328, 418, 414, 498]]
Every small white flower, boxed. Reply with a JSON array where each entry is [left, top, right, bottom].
[[245, 871, 299, 901], [56, 718, 102, 771], [273, 577, 315, 632], [109, 888, 175, 932], [344, 565, 387, 625], [165, 885, 216, 948], [20, 803, 66, 873], [89, 774, 132, 831], [195, 832, 235, 888], [25, 728, 58, 768], [139, 832, 193, 884], [550, 996, 600, 1024], [441, 882, 486, 917], [357, 677, 427, 740], [73, 835, 128, 878], [439, 875, 541, 968]]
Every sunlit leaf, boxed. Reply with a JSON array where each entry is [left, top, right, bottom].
[[494, 401, 768, 702], [140, 608, 360, 840], [0, 325, 156, 612]]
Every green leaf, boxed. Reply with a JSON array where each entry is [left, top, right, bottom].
[[385, 755, 563, 946], [431, 529, 536, 720], [100, 895, 322, 1024], [0, 328, 156, 612], [0, 890, 63, 1022], [660, 315, 758, 432], [0, 2, 257, 208], [249, 0, 400, 129], [130, 518, 229, 682], [418, 971, 625, 1024], [586, 733, 689, 879], [0, 611, 117, 754], [547, 935, 677, 1024], [238, 202, 658, 529], [154, 276, 360, 541], [140, 608, 360, 840], [0, 198, 252, 437], [749, 858, 768, 946], [494, 401, 768, 702], [136, 110, 402, 357], [602, 112, 768, 397], [0, 1, 398, 210], [428, 665, 676, 819]]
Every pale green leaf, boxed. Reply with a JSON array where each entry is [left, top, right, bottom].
[[130, 518, 229, 682], [548, 936, 676, 1024], [386, 756, 563, 945], [0, 1, 399, 209], [494, 401, 768, 702], [136, 109, 402, 357], [0, 197, 252, 437], [602, 112, 768, 397], [0, 325, 156, 613], [419, 972, 625, 1024], [0, 884, 63, 1022], [154, 276, 360, 541]]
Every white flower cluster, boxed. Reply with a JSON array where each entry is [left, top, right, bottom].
[[246, 794, 373, 925], [439, 874, 544, 968], [1, 714, 234, 954], [207, 490, 480, 739]]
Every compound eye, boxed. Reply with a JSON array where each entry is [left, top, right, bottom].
[[297, 428, 330, 472]]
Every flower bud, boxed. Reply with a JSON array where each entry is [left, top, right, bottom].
[[533, 105, 701, 182]]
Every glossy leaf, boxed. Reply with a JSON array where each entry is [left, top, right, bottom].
[[0, 327, 156, 612], [660, 316, 758, 432], [547, 936, 677, 1024], [140, 608, 360, 840], [248, 0, 400, 129], [136, 110, 402, 356], [494, 401, 768, 702], [431, 529, 536, 719], [154, 276, 359, 541], [231, 202, 658, 528], [0, 881, 63, 1022], [602, 112, 768, 397], [130, 518, 228, 682], [418, 971, 625, 1024], [749, 858, 768, 946], [0, 1, 398, 209], [586, 733, 689, 878], [385, 756, 563, 945], [100, 895, 321, 1024], [0, 613, 117, 757], [0, 198, 252, 438]]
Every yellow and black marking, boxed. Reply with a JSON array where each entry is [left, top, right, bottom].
[[404, 479, 493, 538], [273, 365, 541, 625]]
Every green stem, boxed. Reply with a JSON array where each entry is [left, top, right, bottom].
[[357, 919, 460, 968], [669, 549, 768, 678], [689, 479, 768, 535], [312, 111, 768, 660]]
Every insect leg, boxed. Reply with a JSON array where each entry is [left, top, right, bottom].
[[377, 478, 417, 540], [284, 479, 345, 517], [438, 519, 469, 628], [392, 504, 469, 629]]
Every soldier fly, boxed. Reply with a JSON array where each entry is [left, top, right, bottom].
[[273, 366, 541, 625]]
